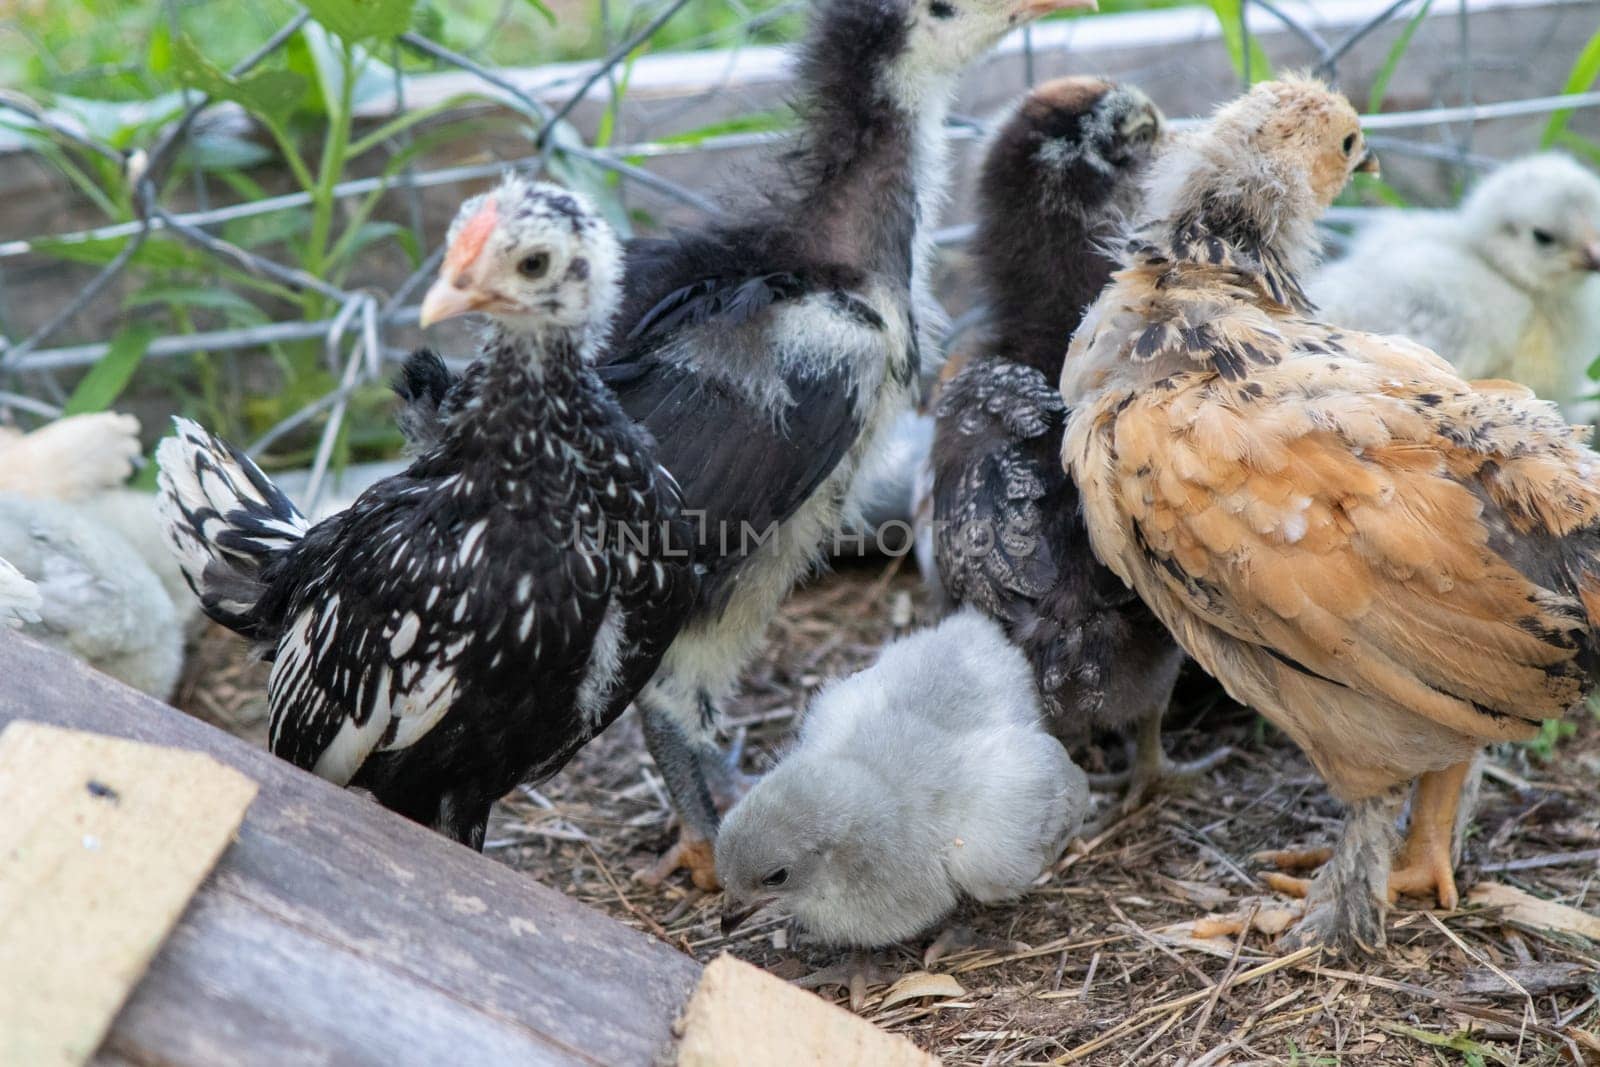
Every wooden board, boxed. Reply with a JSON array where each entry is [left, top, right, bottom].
[[0, 723, 257, 1067], [0, 630, 702, 1067], [675, 955, 940, 1067]]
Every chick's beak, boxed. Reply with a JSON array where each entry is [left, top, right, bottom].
[[420, 195, 499, 329], [419, 277, 489, 329], [1354, 148, 1380, 176], [1579, 239, 1600, 273], [720, 896, 774, 936], [1010, 0, 1096, 19]]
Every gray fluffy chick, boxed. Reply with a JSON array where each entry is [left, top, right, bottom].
[[716, 608, 1088, 947], [0, 493, 182, 700]]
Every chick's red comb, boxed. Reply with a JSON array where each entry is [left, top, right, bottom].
[[445, 196, 498, 276]]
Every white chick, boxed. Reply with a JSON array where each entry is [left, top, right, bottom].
[[0, 494, 182, 700], [0, 412, 142, 499], [0, 557, 42, 628], [71, 488, 203, 636], [716, 609, 1088, 990], [1311, 153, 1600, 422]]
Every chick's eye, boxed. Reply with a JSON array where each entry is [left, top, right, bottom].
[[761, 868, 790, 888], [1341, 133, 1356, 155], [518, 252, 551, 279], [1531, 228, 1556, 246], [929, 0, 955, 17]]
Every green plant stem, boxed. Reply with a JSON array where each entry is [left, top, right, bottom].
[[345, 93, 481, 159], [303, 41, 358, 305]]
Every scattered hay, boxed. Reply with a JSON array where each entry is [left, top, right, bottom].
[[181, 558, 1600, 1065]]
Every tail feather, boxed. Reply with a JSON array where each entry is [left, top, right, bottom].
[[156, 417, 308, 634], [392, 348, 459, 455]]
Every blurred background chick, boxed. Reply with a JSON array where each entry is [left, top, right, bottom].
[[0, 411, 187, 698], [0, 557, 42, 629], [1312, 152, 1600, 423]]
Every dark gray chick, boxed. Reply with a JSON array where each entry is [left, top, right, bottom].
[[928, 77, 1225, 811]]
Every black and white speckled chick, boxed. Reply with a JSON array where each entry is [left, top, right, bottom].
[[156, 177, 696, 849], [715, 609, 1088, 948], [928, 78, 1204, 810], [394, 0, 1096, 888]]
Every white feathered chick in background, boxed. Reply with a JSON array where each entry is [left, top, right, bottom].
[[0, 557, 42, 629], [0, 494, 182, 699], [716, 609, 1088, 1004], [0, 410, 187, 694], [0, 411, 201, 638], [1311, 153, 1600, 422], [0, 412, 142, 498]]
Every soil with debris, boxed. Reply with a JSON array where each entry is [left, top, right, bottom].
[[181, 557, 1600, 1066]]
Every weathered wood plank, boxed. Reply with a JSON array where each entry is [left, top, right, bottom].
[[0, 631, 701, 1067], [0, 723, 257, 1067]]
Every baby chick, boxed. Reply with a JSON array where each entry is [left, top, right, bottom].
[[1312, 153, 1600, 422], [158, 178, 695, 849], [0, 412, 141, 500], [1062, 77, 1600, 954], [0, 494, 183, 699], [928, 77, 1217, 812], [717, 609, 1088, 999], [0, 556, 42, 629]]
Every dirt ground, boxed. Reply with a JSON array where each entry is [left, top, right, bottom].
[[180, 557, 1600, 1066]]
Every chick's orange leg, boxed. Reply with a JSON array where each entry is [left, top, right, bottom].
[[1253, 846, 1334, 871], [1387, 760, 1471, 910], [639, 828, 720, 891]]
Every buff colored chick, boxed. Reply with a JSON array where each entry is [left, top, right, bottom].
[[1061, 77, 1600, 953]]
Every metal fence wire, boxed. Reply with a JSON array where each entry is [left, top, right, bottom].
[[1, 0, 1598, 510]]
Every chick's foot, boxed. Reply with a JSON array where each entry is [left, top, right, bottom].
[[1087, 707, 1234, 823], [1272, 796, 1400, 956], [794, 951, 896, 1012], [921, 925, 1028, 967], [1386, 761, 1471, 910], [637, 828, 720, 891]]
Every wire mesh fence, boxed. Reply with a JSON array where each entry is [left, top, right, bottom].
[[1, 0, 1597, 508]]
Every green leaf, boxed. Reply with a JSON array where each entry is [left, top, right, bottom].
[[123, 284, 268, 324], [1367, 0, 1433, 114], [148, 23, 173, 76], [1350, 172, 1408, 207], [302, 0, 414, 44], [1543, 26, 1600, 146], [222, 205, 310, 251], [170, 34, 306, 128], [33, 233, 208, 271], [328, 220, 412, 268], [178, 131, 275, 172], [296, 23, 401, 122], [1378, 1023, 1515, 1067], [64, 325, 154, 416], [1208, 0, 1272, 84], [1554, 130, 1600, 168], [516, 0, 557, 24]]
